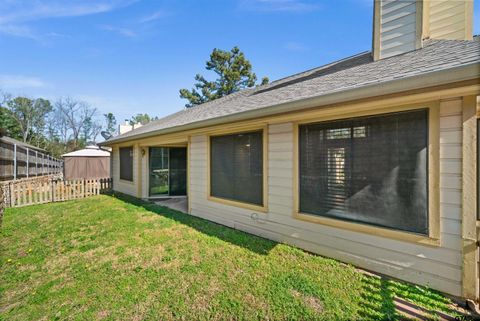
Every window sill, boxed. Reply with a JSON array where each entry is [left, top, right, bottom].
[[293, 211, 440, 247], [207, 195, 268, 213], [119, 178, 134, 185]]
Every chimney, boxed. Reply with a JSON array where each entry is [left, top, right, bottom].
[[373, 0, 473, 60], [118, 119, 143, 135], [119, 119, 133, 135]]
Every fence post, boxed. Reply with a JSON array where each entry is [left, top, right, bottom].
[[35, 151, 38, 176], [51, 178, 55, 202], [0, 184, 4, 227], [26, 147, 29, 178], [9, 182, 12, 207], [13, 143, 17, 180]]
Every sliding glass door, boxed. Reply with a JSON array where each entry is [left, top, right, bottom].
[[149, 147, 169, 195], [149, 147, 187, 196], [169, 147, 187, 196]]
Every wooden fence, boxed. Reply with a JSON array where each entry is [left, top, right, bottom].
[[0, 137, 62, 181], [1, 177, 112, 208]]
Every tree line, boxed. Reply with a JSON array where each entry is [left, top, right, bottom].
[[0, 92, 156, 158], [0, 46, 265, 157]]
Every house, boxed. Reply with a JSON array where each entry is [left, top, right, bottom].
[[62, 145, 111, 180], [100, 0, 480, 300]]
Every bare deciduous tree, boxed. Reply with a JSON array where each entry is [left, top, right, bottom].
[[54, 97, 101, 149]]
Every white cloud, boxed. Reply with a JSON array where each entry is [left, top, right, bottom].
[[239, 0, 320, 13], [140, 10, 168, 23], [0, 75, 50, 90], [0, 24, 68, 43], [0, 0, 138, 41], [0, 23, 38, 39], [100, 25, 137, 37], [0, 0, 137, 24]]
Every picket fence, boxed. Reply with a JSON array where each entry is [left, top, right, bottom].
[[2, 177, 112, 208]]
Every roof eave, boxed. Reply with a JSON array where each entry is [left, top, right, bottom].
[[100, 62, 480, 146]]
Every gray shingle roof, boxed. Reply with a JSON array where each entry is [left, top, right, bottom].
[[104, 38, 480, 144]]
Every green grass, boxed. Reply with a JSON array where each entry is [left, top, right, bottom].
[[0, 194, 459, 320], [149, 185, 168, 195]]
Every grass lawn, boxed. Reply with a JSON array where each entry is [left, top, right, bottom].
[[0, 194, 460, 320]]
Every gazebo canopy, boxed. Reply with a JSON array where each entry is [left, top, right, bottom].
[[62, 145, 110, 157], [62, 145, 110, 179]]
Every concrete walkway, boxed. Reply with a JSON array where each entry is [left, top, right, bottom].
[[153, 197, 188, 213]]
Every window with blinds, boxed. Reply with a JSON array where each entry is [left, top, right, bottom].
[[210, 131, 263, 206], [120, 147, 133, 181], [299, 109, 429, 235]]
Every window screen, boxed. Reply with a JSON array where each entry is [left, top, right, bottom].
[[120, 147, 133, 181], [299, 109, 429, 235], [210, 131, 263, 206]]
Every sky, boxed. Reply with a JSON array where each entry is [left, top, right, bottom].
[[0, 0, 479, 127]]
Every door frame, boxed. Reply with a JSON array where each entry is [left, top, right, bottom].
[[148, 145, 188, 198]]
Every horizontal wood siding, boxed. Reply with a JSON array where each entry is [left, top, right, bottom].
[[112, 146, 137, 196], [380, 0, 417, 59], [429, 0, 469, 40], [189, 101, 464, 296]]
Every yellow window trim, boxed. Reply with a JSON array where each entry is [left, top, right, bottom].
[[207, 195, 268, 213], [292, 102, 441, 247], [206, 125, 269, 213], [119, 178, 135, 185], [118, 145, 135, 186], [135, 143, 142, 198]]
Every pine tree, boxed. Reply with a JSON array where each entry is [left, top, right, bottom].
[[180, 46, 269, 108]]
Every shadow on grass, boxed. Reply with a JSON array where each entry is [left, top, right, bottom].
[[358, 275, 398, 320], [110, 192, 277, 255], [359, 273, 461, 321], [108, 192, 464, 321]]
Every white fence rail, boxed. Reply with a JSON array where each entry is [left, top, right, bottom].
[[1, 177, 112, 208]]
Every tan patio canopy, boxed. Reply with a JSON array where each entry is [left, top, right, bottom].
[[62, 145, 110, 180]]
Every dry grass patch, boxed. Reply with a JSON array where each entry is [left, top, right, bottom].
[[291, 289, 324, 314]]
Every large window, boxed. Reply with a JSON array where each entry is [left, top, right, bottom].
[[119, 147, 133, 181], [299, 109, 429, 235], [210, 130, 264, 206]]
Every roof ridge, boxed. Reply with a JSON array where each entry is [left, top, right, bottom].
[[103, 38, 479, 145], [268, 50, 372, 86]]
